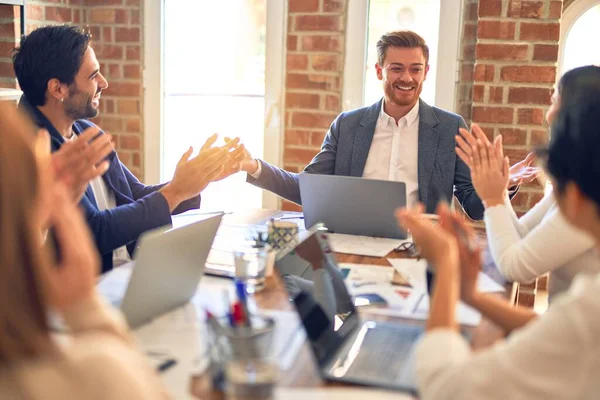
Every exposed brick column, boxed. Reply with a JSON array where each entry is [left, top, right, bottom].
[[0, 5, 20, 89], [83, 0, 143, 178], [472, 0, 561, 214], [456, 0, 479, 124], [283, 0, 347, 211]]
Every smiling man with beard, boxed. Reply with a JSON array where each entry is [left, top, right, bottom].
[[223, 30, 487, 219], [12, 25, 239, 273]]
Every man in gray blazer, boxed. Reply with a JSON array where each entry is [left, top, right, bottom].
[[248, 96, 480, 218], [232, 30, 526, 220]]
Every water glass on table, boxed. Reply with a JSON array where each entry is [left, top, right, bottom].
[[234, 241, 271, 293]]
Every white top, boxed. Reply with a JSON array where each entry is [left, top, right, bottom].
[[416, 273, 600, 400], [484, 190, 599, 299], [0, 295, 170, 399], [89, 177, 132, 266], [251, 101, 421, 207]]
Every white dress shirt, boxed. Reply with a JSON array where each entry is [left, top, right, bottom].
[[484, 190, 599, 300], [416, 272, 600, 400], [362, 100, 420, 207], [89, 177, 132, 267], [250, 101, 421, 207], [63, 134, 130, 266]]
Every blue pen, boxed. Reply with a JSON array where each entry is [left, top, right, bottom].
[[234, 279, 251, 327]]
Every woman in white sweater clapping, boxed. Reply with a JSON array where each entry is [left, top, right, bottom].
[[456, 65, 600, 300]]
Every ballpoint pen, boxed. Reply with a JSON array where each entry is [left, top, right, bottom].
[[157, 358, 177, 373]]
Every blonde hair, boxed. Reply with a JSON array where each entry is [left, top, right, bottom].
[[0, 102, 55, 363]]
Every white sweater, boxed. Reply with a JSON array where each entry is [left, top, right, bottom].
[[0, 295, 170, 400], [484, 191, 600, 299], [416, 273, 600, 400]]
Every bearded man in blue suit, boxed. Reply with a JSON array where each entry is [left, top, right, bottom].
[[13, 25, 241, 273]]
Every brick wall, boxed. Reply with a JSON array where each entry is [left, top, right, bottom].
[[0, 0, 143, 179], [456, 0, 479, 124], [0, 1, 85, 89], [471, 0, 561, 213], [83, 0, 143, 178], [282, 0, 347, 211]]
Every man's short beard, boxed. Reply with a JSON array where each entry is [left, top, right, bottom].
[[64, 85, 99, 120], [385, 84, 414, 106], [64, 101, 98, 120]]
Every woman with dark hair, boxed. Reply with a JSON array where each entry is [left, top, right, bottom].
[[398, 80, 600, 399], [456, 65, 600, 301], [0, 103, 171, 399]]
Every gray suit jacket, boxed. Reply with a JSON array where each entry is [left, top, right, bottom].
[[248, 99, 485, 220]]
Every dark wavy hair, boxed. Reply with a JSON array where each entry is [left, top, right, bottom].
[[12, 25, 91, 107], [543, 66, 600, 208]]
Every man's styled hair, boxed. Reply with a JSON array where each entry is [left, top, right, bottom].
[[376, 30, 429, 66], [12, 25, 91, 107], [544, 66, 600, 209]]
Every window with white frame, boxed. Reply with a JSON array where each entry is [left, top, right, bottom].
[[560, 1, 600, 75], [143, 0, 285, 211]]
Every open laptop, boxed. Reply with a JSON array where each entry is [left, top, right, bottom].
[[98, 213, 223, 329], [276, 227, 423, 393], [299, 174, 408, 239]]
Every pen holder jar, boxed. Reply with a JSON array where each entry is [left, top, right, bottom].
[[268, 220, 299, 252], [207, 315, 278, 399]]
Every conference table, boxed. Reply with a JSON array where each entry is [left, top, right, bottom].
[[167, 209, 516, 399]]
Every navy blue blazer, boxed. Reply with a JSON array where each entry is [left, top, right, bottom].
[[19, 96, 200, 273], [249, 99, 486, 220]]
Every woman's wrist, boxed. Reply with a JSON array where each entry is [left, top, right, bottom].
[[461, 289, 480, 307], [482, 195, 506, 209]]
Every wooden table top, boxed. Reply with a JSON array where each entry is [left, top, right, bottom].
[[186, 209, 514, 399]]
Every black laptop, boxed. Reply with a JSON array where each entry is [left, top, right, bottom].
[[276, 227, 423, 394]]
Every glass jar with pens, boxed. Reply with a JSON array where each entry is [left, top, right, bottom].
[[206, 279, 278, 400]]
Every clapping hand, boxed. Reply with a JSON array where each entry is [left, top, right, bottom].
[[37, 127, 114, 202], [211, 136, 247, 181], [395, 203, 459, 269], [42, 184, 100, 313], [456, 124, 510, 208], [508, 152, 540, 186], [396, 203, 483, 305]]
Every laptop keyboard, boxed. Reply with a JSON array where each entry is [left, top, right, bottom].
[[343, 323, 421, 383]]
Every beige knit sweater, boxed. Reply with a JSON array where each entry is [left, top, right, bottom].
[[0, 294, 172, 399]]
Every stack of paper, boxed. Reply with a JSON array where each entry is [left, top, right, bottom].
[[381, 258, 505, 326], [275, 388, 416, 400], [387, 258, 505, 294], [328, 233, 412, 257], [338, 263, 395, 283]]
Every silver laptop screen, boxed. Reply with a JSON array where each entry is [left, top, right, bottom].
[[276, 230, 359, 365]]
